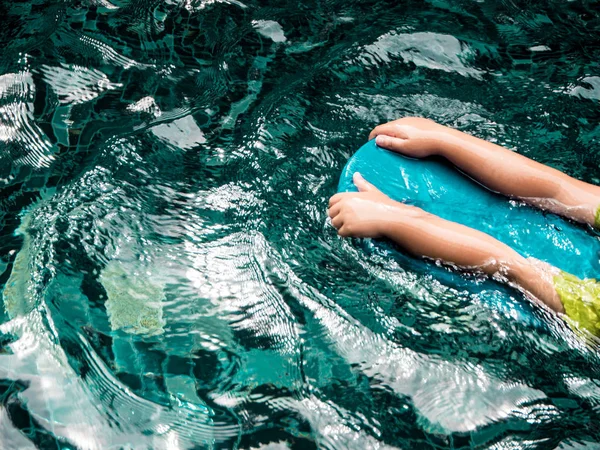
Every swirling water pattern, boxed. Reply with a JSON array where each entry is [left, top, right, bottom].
[[1, 0, 600, 448]]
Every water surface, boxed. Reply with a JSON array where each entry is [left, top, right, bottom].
[[1, 0, 600, 448]]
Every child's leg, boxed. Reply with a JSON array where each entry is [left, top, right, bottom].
[[369, 117, 600, 228], [329, 173, 564, 313]]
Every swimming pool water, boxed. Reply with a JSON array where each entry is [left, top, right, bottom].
[[1, 0, 600, 448]]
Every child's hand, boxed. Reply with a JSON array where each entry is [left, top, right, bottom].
[[368, 117, 450, 158], [328, 173, 423, 238]]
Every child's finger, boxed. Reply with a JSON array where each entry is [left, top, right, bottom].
[[337, 225, 352, 237], [328, 202, 342, 219], [328, 193, 345, 207], [331, 214, 344, 229], [375, 135, 407, 152], [368, 123, 409, 140], [353, 172, 376, 193]]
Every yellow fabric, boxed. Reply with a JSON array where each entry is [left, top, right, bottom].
[[595, 206, 600, 230], [554, 271, 600, 336]]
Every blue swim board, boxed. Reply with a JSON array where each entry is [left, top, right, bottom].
[[338, 140, 600, 326]]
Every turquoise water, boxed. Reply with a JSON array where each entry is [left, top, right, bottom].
[[2, 0, 600, 448]]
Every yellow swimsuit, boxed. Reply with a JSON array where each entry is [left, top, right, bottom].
[[551, 207, 600, 336], [554, 271, 600, 336]]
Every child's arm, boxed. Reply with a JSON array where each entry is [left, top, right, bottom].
[[369, 117, 600, 228], [329, 173, 564, 313]]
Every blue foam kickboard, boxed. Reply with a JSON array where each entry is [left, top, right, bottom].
[[338, 140, 600, 325]]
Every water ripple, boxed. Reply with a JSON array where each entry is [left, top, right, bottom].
[[2, 0, 600, 447], [0, 71, 56, 179]]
